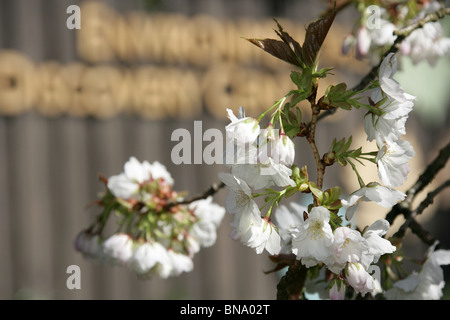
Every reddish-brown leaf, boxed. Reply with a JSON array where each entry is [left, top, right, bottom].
[[246, 38, 300, 67], [301, 8, 337, 66]]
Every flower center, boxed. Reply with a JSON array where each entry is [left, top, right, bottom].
[[343, 238, 351, 248], [235, 190, 250, 207], [309, 220, 324, 240], [380, 141, 396, 165]]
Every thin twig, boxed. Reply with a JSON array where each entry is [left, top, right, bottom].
[[415, 179, 450, 216], [395, 179, 450, 236], [164, 181, 225, 209], [353, 7, 450, 92], [392, 217, 440, 249], [320, 0, 352, 18]]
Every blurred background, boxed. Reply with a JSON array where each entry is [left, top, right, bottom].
[[0, 0, 449, 300]]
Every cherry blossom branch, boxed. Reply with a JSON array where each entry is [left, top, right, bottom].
[[320, 0, 352, 18], [164, 181, 225, 208], [353, 6, 450, 92], [315, 6, 450, 124], [306, 87, 326, 203], [394, 7, 450, 38], [392, 179, 450, 243]]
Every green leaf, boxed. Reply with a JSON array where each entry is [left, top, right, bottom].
[[313, 67, 334, 78], [290, 71, 303, 87], [333, 100, 352, 110], [332, 82, 347, 93], [308, 181, 323, 204], [322, 186, 342, 207]]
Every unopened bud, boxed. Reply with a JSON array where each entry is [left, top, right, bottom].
[[298, 122, 308, 137], [298, 183, 310, 192], [322, 151, 336, 166]]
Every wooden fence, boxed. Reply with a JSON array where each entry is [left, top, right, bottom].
[[1, 0, 449, 300]]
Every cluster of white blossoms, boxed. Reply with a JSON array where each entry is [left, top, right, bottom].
[[343, 0, 450, 66], [364, 53, 416, 186], [219, 107, 296, 255], [218, 105, 405, 299], [333, 53, 415, 226], [76, 157, 225, 278], [274, 203, 396, 298]]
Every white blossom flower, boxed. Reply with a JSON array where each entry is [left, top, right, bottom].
[[361, 219, 396, 268], [102, 233, 133, 265], [352, 18, 397, 64], [107, 157, 174, 199], [329, 280, 346, 300], [341, 34, 355, 55], [356, 27, 371, 59], [272, 202, 306, 254], [229, 206, 262, 241], [376, 138, 415, 187], [364, 111, 408, 144], [189, 196, 225, 248], [257, 126, 295, 167], [148, 161, 174, 186], [158, 250, 194, 278], [218, 172, 271, 251], [273, 134, 296, 167], [237, 218, 281, 255], [341, 182, 406, 221], [365, 53, 416, 144], [230, 159, 295, 191], [400, 21, 450, 66], [75, 232, 103, 260], [345, 262, 376, 297], [127, 241, 169, 275], [376, 54, 416, 119], [370, 19, 397, 47], [225, 107, 260, 145], [218, 172, 260, 216], [291, 206, 334, 267], [107, 157, 151, 199], [185, 234, 201, 257], [327, 227, 367, 274], [385, 249, 450, 300]]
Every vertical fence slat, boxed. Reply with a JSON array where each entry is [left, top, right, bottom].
[[0, 117, 13, 299]]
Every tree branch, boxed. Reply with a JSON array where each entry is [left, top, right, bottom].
[[392, 179, 450, 241], [386, 140, 450, 224], [392, 217, 441, 249], [320, 0, 352, 18], [165, 181, 225, 209], [415, 179, 450, 216], [315, 7, 450, 124], [353, 6, 450, 92]]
